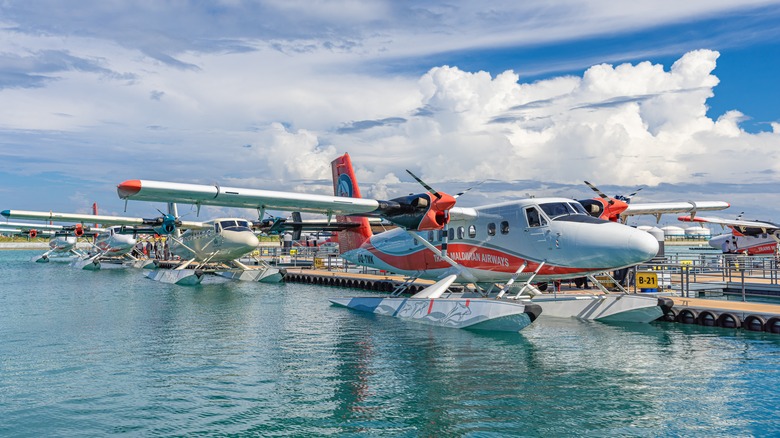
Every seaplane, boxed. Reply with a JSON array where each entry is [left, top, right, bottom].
[[579, 181, 730, 223], [1, 209, 283, 284], [0, 219, 101, 262], [116, 154, 726, 329], [678, 214, 780, 255]]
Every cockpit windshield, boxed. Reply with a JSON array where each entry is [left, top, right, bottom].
[[539, 202, 587, 220], [219, 220, 252, 231]]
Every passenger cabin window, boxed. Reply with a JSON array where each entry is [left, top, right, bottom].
[[525, 207, 547, 227], [448, 228, 455, 240], [439, 230, 446, 241], [468, 225, 477, 238], [500, 221, 509, 234], [457, 226, 465, 239], [487, 223, 496, 236], [428, 231, 434, 242]]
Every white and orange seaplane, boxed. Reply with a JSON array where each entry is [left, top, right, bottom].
[[115, 153, 731, 330]]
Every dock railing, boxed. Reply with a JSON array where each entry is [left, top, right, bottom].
[[634, 252, 780, 301]]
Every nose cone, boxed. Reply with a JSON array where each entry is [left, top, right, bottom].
[[224, 230, 259, 258], [627, 229, 659, 264]]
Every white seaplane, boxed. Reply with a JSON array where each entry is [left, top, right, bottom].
[[0, 219, 100, 262], [1, 209, 282, 285], [114, 154, 733, 330]]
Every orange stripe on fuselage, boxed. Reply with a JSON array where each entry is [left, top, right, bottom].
[[363, 242, 603, 276]]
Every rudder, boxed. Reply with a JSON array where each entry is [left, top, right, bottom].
[[331, 153, 372, 253]]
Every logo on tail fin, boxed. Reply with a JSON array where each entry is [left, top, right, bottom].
[[337, 174, 353, 198]]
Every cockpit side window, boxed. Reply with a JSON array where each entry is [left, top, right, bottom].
[[568, 202, 588, 215], [525, 207, 547, 227]]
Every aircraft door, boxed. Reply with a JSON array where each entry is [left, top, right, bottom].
[[523, 206, 553, 254]]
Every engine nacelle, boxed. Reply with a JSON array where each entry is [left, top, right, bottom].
[[143, 214, 181, 235], [383, 192, 456, 231]]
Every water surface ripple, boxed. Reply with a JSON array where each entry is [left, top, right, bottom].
[[1, 250, 778, 436]]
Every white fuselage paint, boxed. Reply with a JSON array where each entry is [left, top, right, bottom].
[[172, 218, 259, 263]]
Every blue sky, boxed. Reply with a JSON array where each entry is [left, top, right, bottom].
[[0, 1, 779, 228]]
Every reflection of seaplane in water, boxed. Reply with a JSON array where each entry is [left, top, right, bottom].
[[115, 154, 727, 330], [679, 214, 780, 255], [2, 209, 282, 285]]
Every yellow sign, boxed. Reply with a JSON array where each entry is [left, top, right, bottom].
[[636, 272, 658, 289], [290, 249, 297, 255], [680, 260, 692, 271]]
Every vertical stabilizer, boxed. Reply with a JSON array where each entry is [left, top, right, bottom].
[[331, 153, 372, 253]]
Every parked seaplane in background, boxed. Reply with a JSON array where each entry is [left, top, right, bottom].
[[115, 153, 734, 330], [578, 181, 730, 223], [678, 214, 780, 255], [0, 220, 85, 262], [1, 209, 282, 284]]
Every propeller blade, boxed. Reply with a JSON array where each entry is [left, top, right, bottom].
[[455, 180, 484, 198], [584, 181, 614, 205], [406, 170, 442, 199]]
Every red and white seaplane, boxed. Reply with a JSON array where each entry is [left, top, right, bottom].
[[115, 153, 734, 330], [679, 214, 780, 255]]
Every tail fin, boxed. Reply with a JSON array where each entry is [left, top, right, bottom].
[[331, 153, 372, 253]]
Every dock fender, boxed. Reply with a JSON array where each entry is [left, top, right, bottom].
[[524, 303, 543, 323], [657, 297, 674, 313], [743, 315, 766, 332], [661, 307, 678, 323], [676, 308, 699, 324], [697, 311, 718, 327], [716, 313, 741, 329], [765, 317, 780, 334]]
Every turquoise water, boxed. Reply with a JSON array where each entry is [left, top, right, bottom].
[[1, 250, 779, 437]]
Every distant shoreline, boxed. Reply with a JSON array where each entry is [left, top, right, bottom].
[[0, 242, 51, 250]]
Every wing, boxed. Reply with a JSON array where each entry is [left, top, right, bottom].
[[1, 209, 210, 231], [117, 179, 479, 223], [117, 180, 380, 215], [0, 226, 56, 237], [620, 201, 730, 221], [0, 221, 68, 232], [678, 215, 779, 234]]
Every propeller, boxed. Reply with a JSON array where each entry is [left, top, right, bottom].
[[584, 181, 614, 205], [614, 187, 643, 204], [405, 170, 459, 257], [141, 209, 183, 235]]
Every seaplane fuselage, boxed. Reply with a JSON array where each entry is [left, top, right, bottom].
[[95, 227, 137, 256], [342, 198, 659, 284], [173, 218, 259, 262], [49, 234, 78, 252]]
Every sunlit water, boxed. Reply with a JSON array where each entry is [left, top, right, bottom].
[[1, 250, 779, 436]]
